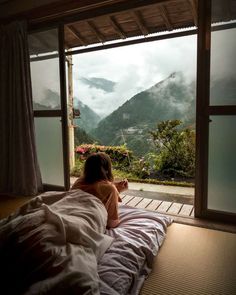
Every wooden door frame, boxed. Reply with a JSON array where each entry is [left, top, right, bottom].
[[195, 0, 236, 224], [31, 25, 70, 191]]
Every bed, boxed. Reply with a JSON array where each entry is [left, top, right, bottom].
[[0, 189, 172, 295]]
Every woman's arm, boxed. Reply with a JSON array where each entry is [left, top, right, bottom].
[[107, 219, 120, 228], [114, 179, 128, 193], [104, 184, 121, 228]]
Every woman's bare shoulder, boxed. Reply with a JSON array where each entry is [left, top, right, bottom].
[[71, 178, 82, 189]]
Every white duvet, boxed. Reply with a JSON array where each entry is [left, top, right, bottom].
[[0, 190, 113, 295], [0, 190, 172, 295], [99, 205, 172, 295]]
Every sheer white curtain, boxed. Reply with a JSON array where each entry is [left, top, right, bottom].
[[0, 21, 43, 196]]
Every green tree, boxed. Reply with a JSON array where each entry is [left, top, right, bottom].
[[149, 120, 195, 177], [74, 127, 97, 146]]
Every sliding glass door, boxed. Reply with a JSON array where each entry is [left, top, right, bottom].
[[196, 0, 236, 222], [208, 1, 236, 216], [28, 27, 70, 190]]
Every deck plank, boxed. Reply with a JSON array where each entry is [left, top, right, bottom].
[[146, 200, 162, 211], [127, 196, 143, 207], [135, 198, 153, 209], [179, 204, 194, 216], [121, 193, 195, 218], [167, 202, 183, 215], [122, 195, 135, 205], [157, 201, 172, 213]]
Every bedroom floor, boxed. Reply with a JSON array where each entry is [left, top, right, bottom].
[[0, 195, 33, 219], [140, 222, 236, 295]]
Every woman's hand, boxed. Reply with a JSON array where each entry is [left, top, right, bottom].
[[114, 179, 128, 193]]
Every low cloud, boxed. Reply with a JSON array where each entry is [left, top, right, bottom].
[[73, 34, 197, 117]]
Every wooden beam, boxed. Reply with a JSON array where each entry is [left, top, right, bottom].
[[67, 25, 87, 46], [208, 106, 236, 116], [30, 34, 52, 51], [87, 20, 105, 43], [66, 28, 197, 55], [64, 42, 71, 50], [222, 0, 231, 21], [159, 4, 173, 30], [109, 15, 126, 39], [131, 10, 149, 36], [29, 0, 178, 31], [188, 0, 198, 27]]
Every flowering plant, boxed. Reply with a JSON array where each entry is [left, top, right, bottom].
[[75, 144, 133, 167]]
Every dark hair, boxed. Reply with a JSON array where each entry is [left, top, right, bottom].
[[81, 152, 113, 184]]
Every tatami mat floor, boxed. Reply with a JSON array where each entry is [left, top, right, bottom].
[[140, 223, 236, 295]]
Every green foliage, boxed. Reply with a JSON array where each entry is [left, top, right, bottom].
[[127, 178, 194, 187], [72, 119, 196, 183], [148, 120, 195, 177], [70, 158, 84, 177], [74, 127, 97, 146], [112, 169, 137, 180], [129, 158, 150, 179]]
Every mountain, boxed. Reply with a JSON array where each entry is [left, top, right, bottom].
[[33, 89, 101, 141], [74, 98, 101, 132], [33, 89, 61, 110], [74, 127, 97, 145], [80, 77, 116, 93], [210, 76, 236, 104], [91, 72, 196, 156]]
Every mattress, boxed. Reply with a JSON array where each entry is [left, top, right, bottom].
[[0, 190, 172, 294]]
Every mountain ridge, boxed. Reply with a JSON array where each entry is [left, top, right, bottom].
[[91, 72, 196, 155]]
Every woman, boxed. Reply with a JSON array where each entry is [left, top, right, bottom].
[[71, 152, 128, 228]]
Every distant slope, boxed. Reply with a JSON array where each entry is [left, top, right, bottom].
[[91, 72, 195, 155], [74, 127, 97, 145], [33, 90, 101, 142], [74, 98, 101, 132], [80, 77, 116, 93]]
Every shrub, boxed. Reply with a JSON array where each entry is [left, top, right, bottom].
[[70, 158, 84, 177], [149, 120, 195, 178], [74, 144, 133, 168], [129, 157, 150, 179]]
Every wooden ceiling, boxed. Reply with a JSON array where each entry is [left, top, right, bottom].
[[26, 0, 236, 54], [64, 0, 198, 49], [63, 0, 236, 50]]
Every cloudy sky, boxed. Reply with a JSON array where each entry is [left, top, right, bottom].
[[30, 27, 236, 117], [72, 34, 197, 118]]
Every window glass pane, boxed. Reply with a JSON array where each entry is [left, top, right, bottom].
[[210, 0, 236, 105], [29, 29, 61, 110], [35, 117, 64, 186], [28, 30, 59, 55], [208, 116, 236, 213]]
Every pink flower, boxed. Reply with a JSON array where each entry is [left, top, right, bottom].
[[75, 147, 86, 154]]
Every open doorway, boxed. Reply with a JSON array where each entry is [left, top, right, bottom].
[[66, 34, 197, 218]]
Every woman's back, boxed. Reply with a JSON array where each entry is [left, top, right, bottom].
[[72, 179, 120, 228]]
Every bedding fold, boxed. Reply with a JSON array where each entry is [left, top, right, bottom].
[[0, 190, 172, 295], [0, 190, 113, 295]]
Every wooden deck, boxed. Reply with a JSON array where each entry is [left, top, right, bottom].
[[121, 194, 194, 218]]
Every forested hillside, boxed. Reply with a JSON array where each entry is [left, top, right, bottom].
[[73, 98, 101, 132], [91, 72, 196, 155]]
